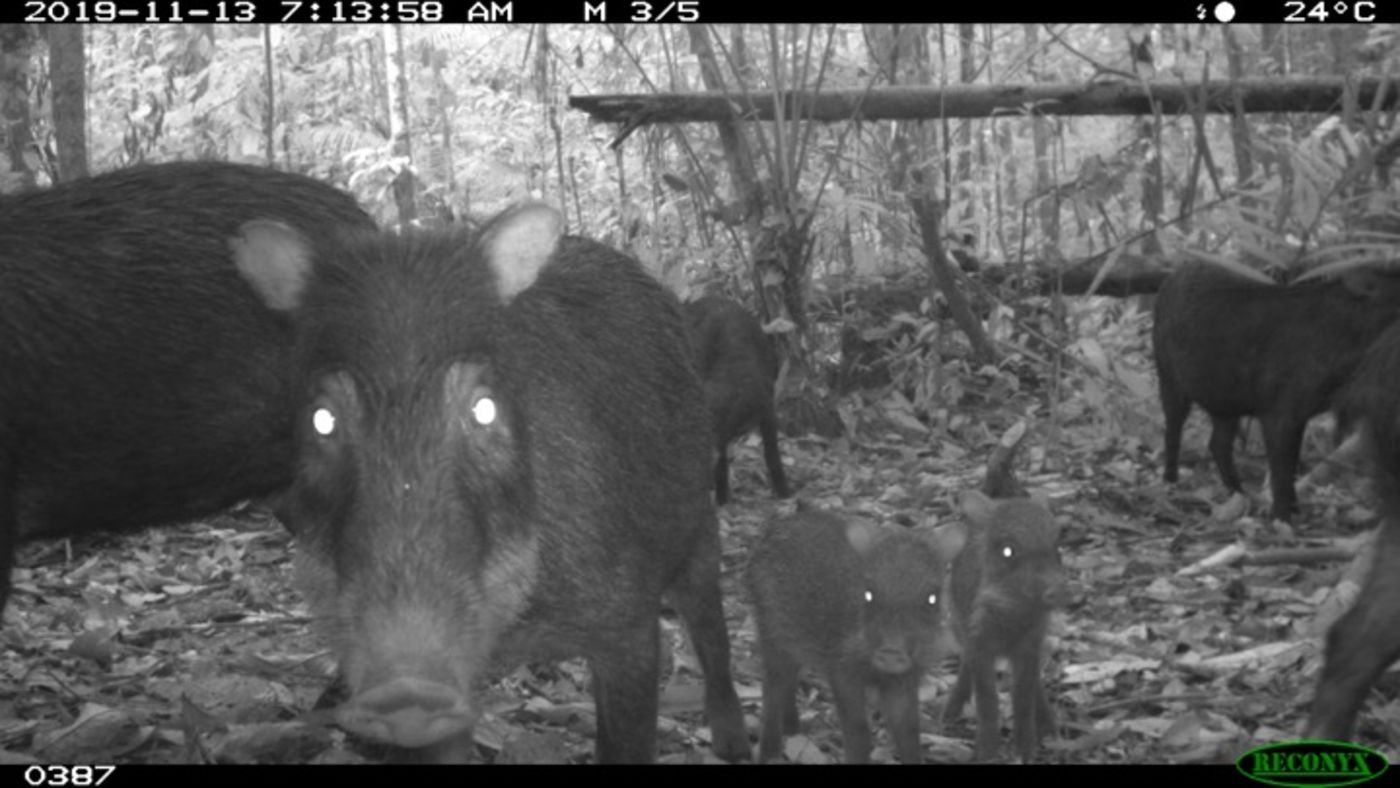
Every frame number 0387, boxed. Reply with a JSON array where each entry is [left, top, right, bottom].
[[23, 766, 116, 787]]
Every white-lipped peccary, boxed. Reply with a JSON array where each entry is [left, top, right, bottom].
[[0, 161, 374, 614], [1153, 261, 1400, 521], [683, 296, 791, 504], [230, 204, 749, 764]]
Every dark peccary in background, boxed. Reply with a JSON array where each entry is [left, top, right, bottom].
[[0, 161, 374, 615], [1153, 260, 1400, 522], [682, 295, 791, 504], [231, 204, 748, 763], [943, 491, 1071, 762], [1308, 320, 1400, 740], [746, 508, 958, 763]]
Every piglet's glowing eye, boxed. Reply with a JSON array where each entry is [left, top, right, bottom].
[[863, 590, 874, 603], [927, 593, 938, 606], [312, 407, 336, 437], [472, 396, 497, 426], [1001, 545, 1015, 560]]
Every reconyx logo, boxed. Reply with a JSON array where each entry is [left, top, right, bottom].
[[1237, 741, 1389, 788]]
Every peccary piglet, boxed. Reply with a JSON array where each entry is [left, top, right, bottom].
[[942, 491, 1070, 762], [748, 509, 960, 763]]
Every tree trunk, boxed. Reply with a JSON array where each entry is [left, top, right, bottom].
[[46, 25, 87, 182]]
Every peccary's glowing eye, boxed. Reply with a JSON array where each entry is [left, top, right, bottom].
[[472, 396, 497, 426], [927, 593, 938, 606], [863, 590, 874, 603], [312, 407, 336, 436], [1001, 545, 1015, 560]]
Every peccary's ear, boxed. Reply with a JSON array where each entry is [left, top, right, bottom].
[[480, 202, 563, 303], [845, 518, 881, 556], [230, 219, 314, 312], [913, 522, 967, 563], [960, 490, 997, 526]]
